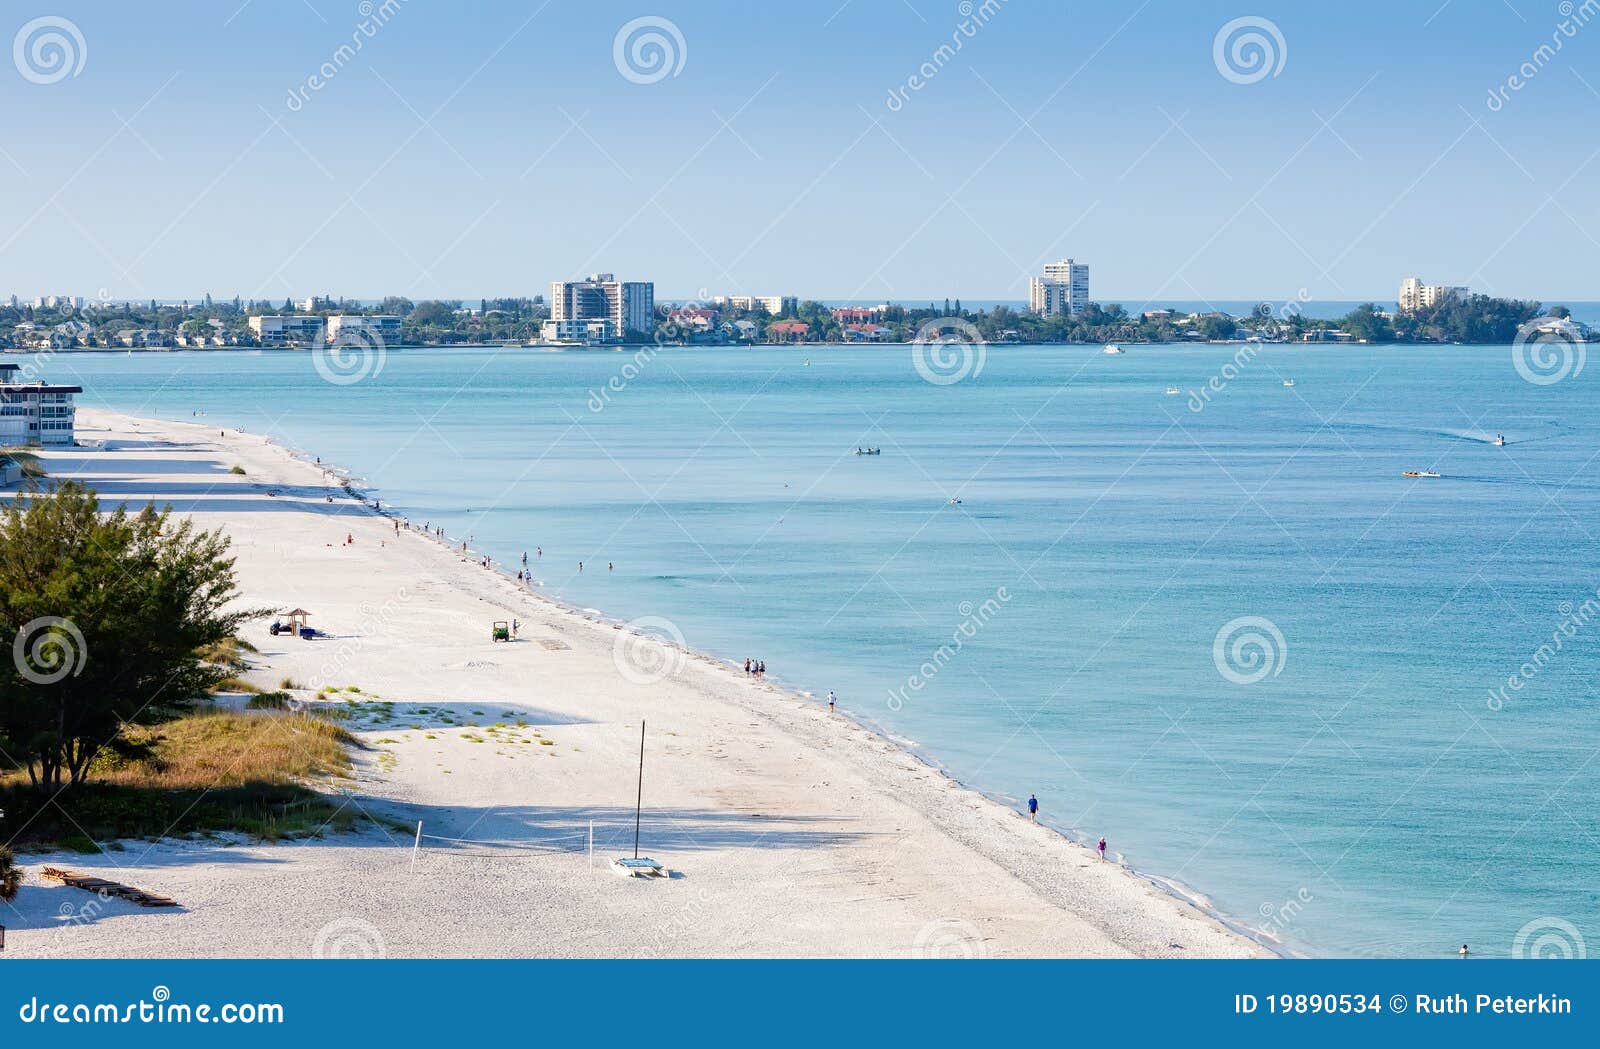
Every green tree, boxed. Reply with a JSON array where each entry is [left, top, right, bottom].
[[1199, 314, 1237, 340], [0, 845, 19, 901], [1341, 303, 1394, 343], [0, 482, 258, 790]]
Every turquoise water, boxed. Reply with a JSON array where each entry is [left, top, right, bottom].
[[42, 343, 1600, 958]]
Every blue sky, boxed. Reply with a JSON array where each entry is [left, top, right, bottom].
[[1, 0, 1596, 304]]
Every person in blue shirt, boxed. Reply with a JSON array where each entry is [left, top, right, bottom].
[[1027, 794, 1038, 822]]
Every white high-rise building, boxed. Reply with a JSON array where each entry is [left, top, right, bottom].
[[550, 274, 655, 339], [1398, 277, 1467, 313], [1029, 259, 1089, 317]]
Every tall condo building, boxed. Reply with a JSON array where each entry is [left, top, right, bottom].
[[549, 274, 655, 338], [1397, 276, 1467, 313], [1028, 259, 1089, 317]]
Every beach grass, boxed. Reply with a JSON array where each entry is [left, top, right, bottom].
[[0, 710, 360, 849]]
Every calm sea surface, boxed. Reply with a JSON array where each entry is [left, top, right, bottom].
[[41, 342, 1600, 958]]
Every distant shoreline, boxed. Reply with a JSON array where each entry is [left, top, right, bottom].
[[2, 338, 1576, 356]]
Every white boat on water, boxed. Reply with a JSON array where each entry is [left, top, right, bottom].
[[1283, 379, 1295, 387], [1103, 345, 1124, 354], [1165, 386, 1181, 395]]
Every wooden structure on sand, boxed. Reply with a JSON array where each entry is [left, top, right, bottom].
[[40, 867, 178, 908]]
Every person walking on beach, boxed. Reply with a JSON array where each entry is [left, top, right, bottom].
[[744, 658, 751, 675], [1097, 836, 1107, 861], [1028, 795, 1038, 823], [827, 690, 836, 713]]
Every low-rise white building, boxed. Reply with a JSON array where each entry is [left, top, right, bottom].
[[0, 362, 79, 446], [324, 314, 401, 345], [540, 318, 618, 344], [249, 315, 326, 346]]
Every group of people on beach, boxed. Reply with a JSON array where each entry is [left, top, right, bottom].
[[1027, 794, 1107, 861], [743, 658, 767, 677]]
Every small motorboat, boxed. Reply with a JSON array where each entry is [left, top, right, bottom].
[[1402, 471, 1441, 478], [1282, 379, 1295, 387], [854, 447, 881, 456], [1103, 345, 1124, 354], [1165, 386, 1182, 395], [1493, 434, 1505, 446]]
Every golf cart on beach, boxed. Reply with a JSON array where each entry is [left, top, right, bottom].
[[492, 621, 511, 642]]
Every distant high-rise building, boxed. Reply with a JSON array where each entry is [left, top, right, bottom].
[[550, 273, 655, 338], [1029, 259, 1089, 317], [1398, 277, 1467, 313]]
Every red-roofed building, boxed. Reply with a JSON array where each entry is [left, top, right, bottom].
[[768, 320, 810, 342]]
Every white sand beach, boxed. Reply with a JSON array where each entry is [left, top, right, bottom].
[[4, 409, 1265, 959]]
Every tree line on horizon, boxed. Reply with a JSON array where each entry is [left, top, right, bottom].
[[1, 290, 1580, 348]]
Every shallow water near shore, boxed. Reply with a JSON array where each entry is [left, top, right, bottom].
[[45, 342, 1600, 958]]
